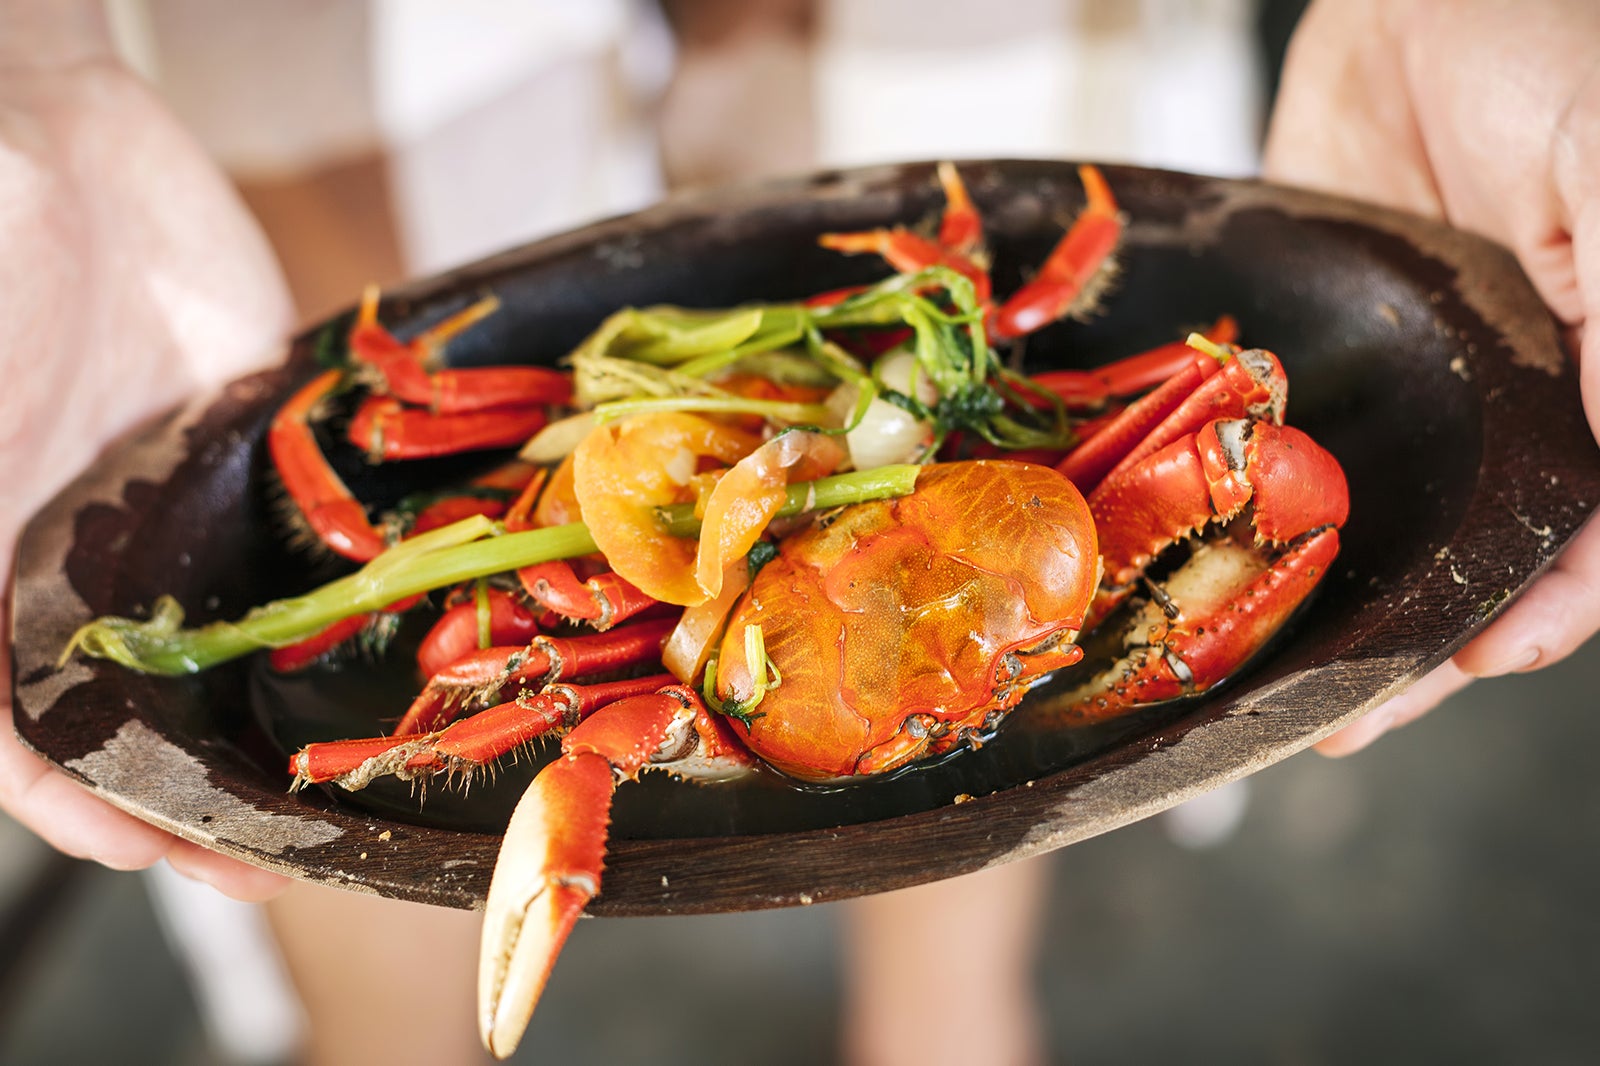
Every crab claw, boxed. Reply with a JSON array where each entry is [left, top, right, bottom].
[[1058, 419, 1349, 720], [478, 747, 613, 1059], [477, 686, 750, 1058]]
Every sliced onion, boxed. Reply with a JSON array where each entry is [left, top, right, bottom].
[[662, 561, 750, 683], [694, 430, 845, 599], [574, 413, 763, 606]]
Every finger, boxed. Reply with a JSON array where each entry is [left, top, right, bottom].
[[0, 723, 176, 869], [4, 714, 291, 896], [1261, 0, 1445, 220], [1315, 659, 1474, 758], [166, 839, 291, 903], [1453, 512, 1600, 679], [1, 592, 194, 871]]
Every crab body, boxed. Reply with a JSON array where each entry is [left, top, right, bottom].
[[715, 460, 1096, 779]]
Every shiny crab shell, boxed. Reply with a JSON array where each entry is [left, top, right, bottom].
[[712, 459, 1099, 780]]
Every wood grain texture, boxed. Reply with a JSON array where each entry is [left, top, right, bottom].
[[12, 161, 1599, 916]]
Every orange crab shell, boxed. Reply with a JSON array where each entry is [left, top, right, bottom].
[[714, 460, 1098, 781]]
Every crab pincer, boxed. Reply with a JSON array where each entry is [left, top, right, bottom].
[[1063, 418, 1349, 718], [478, 685, 750, 1058]]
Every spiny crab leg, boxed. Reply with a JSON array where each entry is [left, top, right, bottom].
[[989, 164, 1123, 340], [515, 560, 657, 631], [268, 593, 424, 672], [267, 369, 389, 562], [395, 615, 679, 735], [347, 396, 549, 462], [478, 685, 750, 1059], [288, 674, 676, 791], [349, 287, 573, 413]]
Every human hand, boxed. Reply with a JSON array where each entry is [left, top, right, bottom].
[[1263, 0, 1600, 754], [0, 2, 294, 897]]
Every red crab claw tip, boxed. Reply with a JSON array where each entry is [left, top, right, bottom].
[[479, 751, 613, 1059]]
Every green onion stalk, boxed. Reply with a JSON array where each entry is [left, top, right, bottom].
[[62, 466, 920, 678], [570, 268, 1074, 453]]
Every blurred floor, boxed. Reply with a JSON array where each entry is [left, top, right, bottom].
[[3, 634, 1597, 1065]]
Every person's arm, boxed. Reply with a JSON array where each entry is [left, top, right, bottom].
[[0, 0, 294, 897], [1264, 0, 1600, 754]]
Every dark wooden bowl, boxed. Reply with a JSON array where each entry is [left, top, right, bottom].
[[11, 160, 1599, 916]]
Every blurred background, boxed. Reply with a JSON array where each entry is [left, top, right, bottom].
[[5, 1, 1599, 1063]]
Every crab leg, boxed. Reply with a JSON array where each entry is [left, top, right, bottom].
[[498, 453, 661, 630], [289, 674, 676, 789], [1055, 356, 1210, 490], [350, 287, 573, 413], [347, 396, 549, 461], [817, 161, 992, 304], [269, 612, 375, 672], [933, 160, 983, 253], [818, 229, 993, 305], [417, 588, 549, 679], [407, 494, 511, 534], [990, 164, 1122, 340], [268, 593, 424, 672], [396, 615, 680, 735], [1032, 315, 1238, 409], [268, 369, 388, 562], [1057, 346, 1286, 495], [478, 685, 750, 1059], [515, 561, 657, 630], [1099, 348, 1286, 483]]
